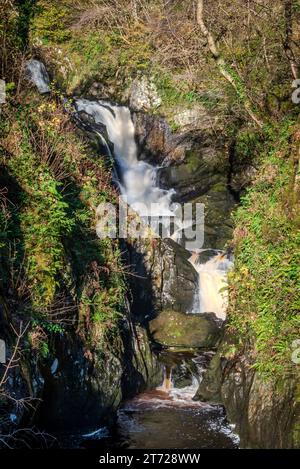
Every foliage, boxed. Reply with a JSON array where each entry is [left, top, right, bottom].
[[227, 118, 300, 377], [233, 127, 264, 165], [29, 0, 300, 125], [0, 95, 126, 359], [14, 0, 38, 47], [32, 2, 71, 43]]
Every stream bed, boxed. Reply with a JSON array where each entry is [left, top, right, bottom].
[[113, 394, 238, 449], [81, 351, 239, 450], [80, 388, 239, 449]]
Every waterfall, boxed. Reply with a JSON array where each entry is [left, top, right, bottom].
[[26, 60, 233, 321], [157, 364, 200, 404], [75, 99, 232, 320], [189, 252, 233, 320], [76, 99, 175, 218], [161, 365, 173, 392]]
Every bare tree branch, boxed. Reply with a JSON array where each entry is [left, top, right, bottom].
[[0, 322, 29, 388], [196, 0, 263, 128]]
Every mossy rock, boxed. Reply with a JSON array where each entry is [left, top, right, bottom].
[[149, 309, 222, 349], [195, 352, 223, 402]]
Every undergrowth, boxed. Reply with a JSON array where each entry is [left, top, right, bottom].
[[0, 93, 126, 358], [227, 117, 300, 378]]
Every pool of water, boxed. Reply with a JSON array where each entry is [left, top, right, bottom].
[[114, 389, 238, 449], [62, 351, 239, 449], [80, 385, 239, 450]]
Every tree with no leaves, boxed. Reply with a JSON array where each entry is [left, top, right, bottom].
[[196, 0, 263, 128]]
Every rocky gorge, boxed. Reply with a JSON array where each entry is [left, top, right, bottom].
[[0, 0, 300, 450]]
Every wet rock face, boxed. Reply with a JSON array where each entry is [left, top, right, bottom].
[[193, 186, 235, 249], [0, 320, 161, 436], [36, 320, 161, 431], [221, 360, 300, 449], [158, 145, 228, 201], [39, 339, 122, 431], [195, 352, 224, 403], [132, 112, 188, 166], [171, 360, 195, 388], [159, 349, 213, 389], [132, 111, 236, 249], [158, 240, 199, 314], [125, 238, 199, 322], [149, 310, 223, 349]]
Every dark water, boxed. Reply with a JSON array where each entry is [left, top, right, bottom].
[[116, 395, 238, 449], [80, 388, 239, 450], [61, 351, 239, 449]]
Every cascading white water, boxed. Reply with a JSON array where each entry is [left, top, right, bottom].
[[76, 99, 175, 218], [26, 60, 233, 320], [189, 252, 233, 320], [76, 98, 232, 320], [27, 60, 240, 448], [140, 365, 201, 407]]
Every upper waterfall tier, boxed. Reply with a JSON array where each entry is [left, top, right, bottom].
[[76, 99, 175, 217]]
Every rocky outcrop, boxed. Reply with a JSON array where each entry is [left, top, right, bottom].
[[1, 316, 161, 436], [196, 343, 300, 448], [157, 148, 236, 248], [132, 112, 188, 166], [129, 76, 161, 112], [221, 361, 300, 449], [132, 110, 237, 249], [172, 104, 219, 131]]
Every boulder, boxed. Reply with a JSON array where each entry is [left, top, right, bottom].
[[149, 309, 222, 349], [25, 59, 50, 94]]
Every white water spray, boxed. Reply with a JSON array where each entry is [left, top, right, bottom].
[[156, 365, 200, 406]]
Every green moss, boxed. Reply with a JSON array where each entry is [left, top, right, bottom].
[[149, 309, 222, 348], [234, 127, 264, 164], [185, 150, 200, 172]]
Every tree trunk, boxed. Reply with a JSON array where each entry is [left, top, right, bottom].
[[283, 0, 298, 79]]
